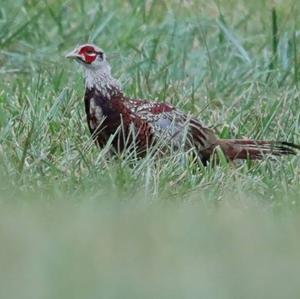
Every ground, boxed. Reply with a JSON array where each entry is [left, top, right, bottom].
[[0, 0, 300, 298]]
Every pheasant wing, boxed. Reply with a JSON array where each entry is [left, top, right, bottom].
[[124, 99, 217, 153]]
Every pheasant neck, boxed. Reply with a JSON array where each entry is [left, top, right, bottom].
[[84, 67, 123, 99]]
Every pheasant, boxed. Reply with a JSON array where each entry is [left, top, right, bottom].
[[66, 43, 300, 164]]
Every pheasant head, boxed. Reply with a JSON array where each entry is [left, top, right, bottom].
[[66, 43, 122, 97]]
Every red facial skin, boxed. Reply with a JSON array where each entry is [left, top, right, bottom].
[[79, 46, 97, 64]]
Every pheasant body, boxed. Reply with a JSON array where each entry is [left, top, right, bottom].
[[66, 44, 300, 163]]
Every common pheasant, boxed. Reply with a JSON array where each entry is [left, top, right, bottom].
[[66, 43, 299, 164]]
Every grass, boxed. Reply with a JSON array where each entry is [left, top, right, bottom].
[[1, 201, 300, 299], [1, 0, 300, 297]]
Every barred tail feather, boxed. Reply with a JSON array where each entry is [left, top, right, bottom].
[[218, 139, 300, 160]]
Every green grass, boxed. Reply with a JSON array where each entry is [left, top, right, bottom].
[[1, 201, 300, 299], [1, 0, 300, 297]]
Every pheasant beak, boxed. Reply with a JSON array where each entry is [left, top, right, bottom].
[[65, 48, 81, 59]]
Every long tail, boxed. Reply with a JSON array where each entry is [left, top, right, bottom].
[[218, 139, 300, 160]]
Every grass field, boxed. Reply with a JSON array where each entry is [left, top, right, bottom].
[[1, 0, 300, 298]]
